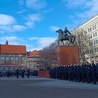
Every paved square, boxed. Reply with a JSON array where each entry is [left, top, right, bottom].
[[0, 77, 98, 98]]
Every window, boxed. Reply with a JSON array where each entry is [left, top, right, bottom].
[[94, 40, 96, 44], [89, 28, 92, 31], [94, 48, 97, 52], [95, 32, 97, 36], [5, 56, 9, 61], [22, 56, 25, 60], [91, 35, 92, 38], [1, 56, 4, 60], [93, 25, 96, 30], [93, 32, 97, 37], [95, 25, 96, 29], [93, 33, 95, 37], [15, 56, 18, 60], [11, 57, 14, 60]]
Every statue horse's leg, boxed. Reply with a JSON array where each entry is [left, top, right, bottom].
[[68, 41, 71, 46], [68, 36, 71, 46], [68, 36, 75, 46], [62, 41, 64, 46], [58, 40, 64, 46], [61, 40, 64, 46], [58, 40, 59, 45]]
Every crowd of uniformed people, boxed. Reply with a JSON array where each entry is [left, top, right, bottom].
[[0, 68, 33, 78], [49, 61, 98, 84]]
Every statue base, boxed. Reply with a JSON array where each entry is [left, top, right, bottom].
[[57, 46, 79, 65]]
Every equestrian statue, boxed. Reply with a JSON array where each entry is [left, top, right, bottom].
[[56, 27, 76, 46]]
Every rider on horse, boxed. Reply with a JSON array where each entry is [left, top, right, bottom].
[[63, 27, 71, 39]]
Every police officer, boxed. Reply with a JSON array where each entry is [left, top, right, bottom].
[[96, 61, 98, 82], [91, 61, 96, 84], [15, 68, 20, 78], [85, 62, 91, 83], [81, 63, 86, 83], [21, 69, 25, 78], [27, 68, 30, 78]]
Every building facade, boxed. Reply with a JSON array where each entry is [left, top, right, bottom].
[[72, 14, 98, 63], [27, 50, 41, 69], [0, 41, 27, 71]]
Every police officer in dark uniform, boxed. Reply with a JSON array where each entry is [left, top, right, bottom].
[[91, 61, 96, 84], [74, 64, 77, 82], [85, 62, 91, 83], [27, 68, 30, 78], [76, 64, 81, 82], [21, 69, 25, 78], [63, 65, 68, 80], [81, 63, 86, 83], [96, 61, 98, 81], [15, 68, 20, 78]]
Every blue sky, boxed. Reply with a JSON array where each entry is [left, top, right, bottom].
[[0, 0, 98, 51]]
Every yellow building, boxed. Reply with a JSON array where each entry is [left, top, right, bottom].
[[72, 14, 98, 63]]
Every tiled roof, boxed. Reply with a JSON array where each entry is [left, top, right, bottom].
[[27, 50, 41, 57], [0, 44, 26, 54]]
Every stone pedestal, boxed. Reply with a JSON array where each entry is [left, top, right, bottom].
[[57, 46, 79, 65], [44, 71, 50, 78], [38, 70, 50, 78], [38, 70, 45, 77]]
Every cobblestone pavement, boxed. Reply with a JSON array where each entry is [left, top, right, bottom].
[[0, 76, 98, 98]]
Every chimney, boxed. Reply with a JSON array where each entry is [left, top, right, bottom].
[[5, 40, 8, 45]]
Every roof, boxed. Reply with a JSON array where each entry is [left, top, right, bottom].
[[0, 44, 26, 54], [27, 50, 41, 57]]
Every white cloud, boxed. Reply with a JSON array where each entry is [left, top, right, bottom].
[[0, 14, 26, 32], [63, 0, 91, 9], [25, 14, 42, 28], [0, 25, 26, 33], [29, 36, 57, 49], [29, 37, 39, 40], [38, 37, 56, 47], [0, 36, 57, 51], [77, 0, 98, 18], [0, 36, 19, 45], [0, 14, 16, 25], [26, 0, 47, 10], [50, 26, 60, 31], [62, 0, 98, 29], [63, 0, 98, 18], [13, 25, 26, 31], [26, 44, 41, 51]]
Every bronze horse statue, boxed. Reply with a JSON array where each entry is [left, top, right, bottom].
[[56, 29, 76, 46]]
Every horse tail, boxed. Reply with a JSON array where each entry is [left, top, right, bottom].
[[71, 36, 75, 43]]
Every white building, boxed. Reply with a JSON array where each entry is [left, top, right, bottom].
[[72, 14, 98, 63]]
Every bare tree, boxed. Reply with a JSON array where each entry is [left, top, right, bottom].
[[73, 28, 94, 63], [38, 41, 58, 69]]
